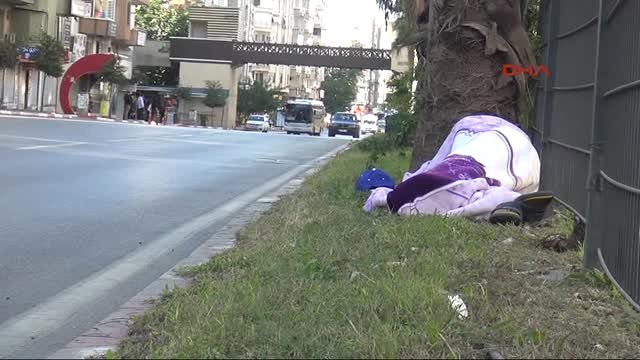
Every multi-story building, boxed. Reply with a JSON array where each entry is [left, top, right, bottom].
[[0, 0, 65, 111], [353, 18, 392, 109], [173, 2, 248, 128], [0, 0, 146, 114], [59, 0, 146, 115], [288, 0, 324, 99], [245, 0, 293, 91]]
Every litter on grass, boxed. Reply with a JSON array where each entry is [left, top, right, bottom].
[[448, 294, 469, 320]]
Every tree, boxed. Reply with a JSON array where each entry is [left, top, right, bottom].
[[321, 68, 360, 114], [377, 0, 536, 171], [0, 40, 17, 108], [34, 33, 65, 111], [96, 57, 128, 117], [173, 86, 193, 101], [384, 71, 414, 113], [203, 80, 228, 109], [134, 0, 189, 86], [97, 57, 128, 86], [202, 80, 229, 127], [134, 0, 189, 41], [236, 81, 281, 120], [133, 64, 180, 86]]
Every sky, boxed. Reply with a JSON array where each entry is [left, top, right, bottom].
[[323, 0, 393, 49]]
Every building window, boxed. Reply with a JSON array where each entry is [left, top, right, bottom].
[[256, 72, 264, 83], [94, 0, 116, 21], [191, 21, 207, 38]]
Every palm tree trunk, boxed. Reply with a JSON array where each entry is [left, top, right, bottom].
[[409, 0, 534, 171]]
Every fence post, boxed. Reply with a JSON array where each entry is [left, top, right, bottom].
[[539, 0, 560, 159], [583, 0, 605, 269]]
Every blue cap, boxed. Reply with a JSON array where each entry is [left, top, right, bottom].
[[356, 168, 395, 192]]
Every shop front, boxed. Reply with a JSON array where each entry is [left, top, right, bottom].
[[16, 46, 40, 111], [59, 53, 115, 115]]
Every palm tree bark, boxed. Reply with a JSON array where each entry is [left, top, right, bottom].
[[409, 0, 534, 171]]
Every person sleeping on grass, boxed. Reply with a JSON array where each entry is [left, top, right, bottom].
[[363, 114, 548, 222]]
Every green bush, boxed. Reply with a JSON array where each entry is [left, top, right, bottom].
[[385, 112, 417, 148], [355, 134, 401, 168], [355, 111, 416, 167]]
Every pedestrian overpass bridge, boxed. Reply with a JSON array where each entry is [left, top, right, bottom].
[[169, 37, 393, 70], [132, 38, 404, 130]]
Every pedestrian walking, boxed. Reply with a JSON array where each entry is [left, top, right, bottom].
[[155, 94, 166, 125], [136, 92, 146, 120], [123, 92, 132, 120], [147, 98, 153, 124]]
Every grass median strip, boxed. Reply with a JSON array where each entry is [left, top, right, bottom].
[[115, 149, 640, 359]]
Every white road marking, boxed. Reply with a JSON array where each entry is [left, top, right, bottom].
[[0, 134, 77, 143], [107, 137, 147, 142], [107, 134, 201, 143], [16, 142, 87, 151], [152, 138, 226, 146], [0, 145, 347, 358]]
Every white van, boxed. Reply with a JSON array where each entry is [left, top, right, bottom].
[[360, 114, 379, 134]]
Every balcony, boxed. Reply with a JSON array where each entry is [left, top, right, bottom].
[[78, 17, 116, 38], [117, 28, 146, 47], [252, 63, 270, 72], [128, 29, 146, 47]]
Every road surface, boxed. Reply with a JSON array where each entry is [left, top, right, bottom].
[[0, 117, 350, 359]]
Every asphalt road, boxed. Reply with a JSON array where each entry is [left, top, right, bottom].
[[0, 117, 350, 359]]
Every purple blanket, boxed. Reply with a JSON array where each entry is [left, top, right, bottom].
[[387, 155, 500, 213], [363, 115, 541, 218]]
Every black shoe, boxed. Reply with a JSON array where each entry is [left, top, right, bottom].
[[489, 202, 523, 226], [516, 191, 554, 223], [489, 191, 554, 226]]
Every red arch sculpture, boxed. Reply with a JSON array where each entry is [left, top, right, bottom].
[[59, 53, 115, 114]]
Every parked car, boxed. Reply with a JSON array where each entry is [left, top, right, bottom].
[[360, 114, 379, 134], [244, 114, 271, 133], [328, 112, 360, 138]]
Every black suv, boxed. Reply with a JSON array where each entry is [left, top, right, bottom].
[[328, 112, 360, 138]]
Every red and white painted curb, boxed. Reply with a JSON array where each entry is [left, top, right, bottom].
[[0, 110, 226, 130], [0, 110, 112, 121]]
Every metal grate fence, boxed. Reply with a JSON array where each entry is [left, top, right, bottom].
[[534, 0, 640, 309]]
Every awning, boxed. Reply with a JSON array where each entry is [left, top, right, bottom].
[[59, 53, 115, 114]]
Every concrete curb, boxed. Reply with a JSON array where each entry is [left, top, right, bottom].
[[47, 143, 352, 360]]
